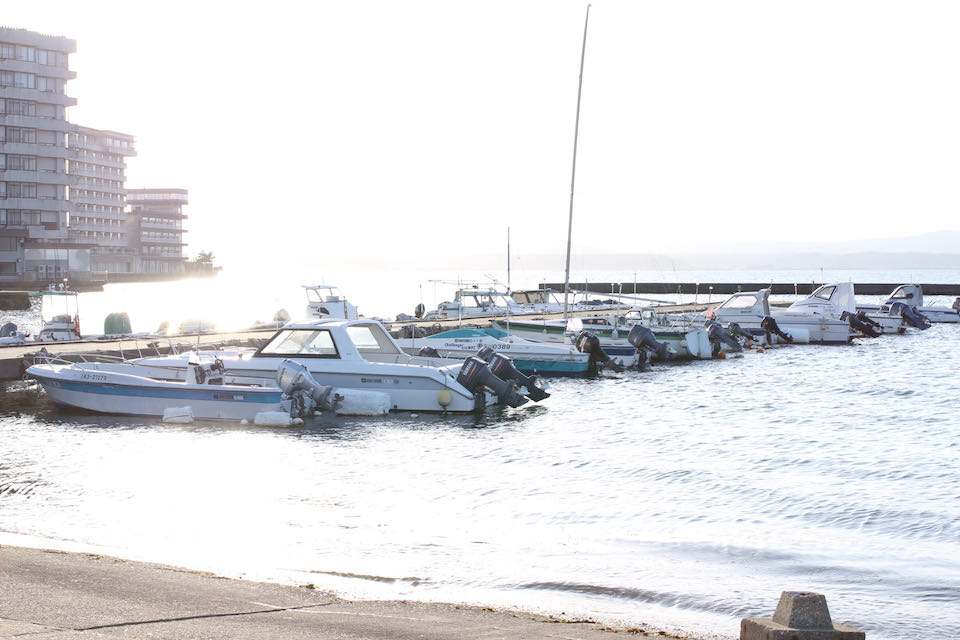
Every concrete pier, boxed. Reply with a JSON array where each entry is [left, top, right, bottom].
[[543, 281, 960, 297]]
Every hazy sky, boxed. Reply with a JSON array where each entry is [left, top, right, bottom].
[[5, 1, 960, 271]]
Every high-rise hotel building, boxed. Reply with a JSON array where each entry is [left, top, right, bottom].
[[0, 27, 77, 281], [0, 26, 188, 284]]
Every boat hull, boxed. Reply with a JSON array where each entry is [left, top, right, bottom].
[[28, 366, 284, 420]]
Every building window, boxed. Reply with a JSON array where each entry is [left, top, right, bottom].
[[14, 73, 35, 89], [5, 183, 39, 198], [5, 128, 38, 144], [16, 46, 36, 63], [0, 43, 14, 59]]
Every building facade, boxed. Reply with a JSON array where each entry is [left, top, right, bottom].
[[1, 26, 192, 286], [126, 189, 188, 275], [0, 27, 78, 282], [68, 125, 136, 275]]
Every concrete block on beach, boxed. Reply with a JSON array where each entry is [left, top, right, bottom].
[[741, 591, 864, 640]]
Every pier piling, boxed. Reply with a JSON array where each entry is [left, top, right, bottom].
[[741, 591, 864, 640]]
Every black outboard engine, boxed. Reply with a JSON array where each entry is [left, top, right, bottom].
[[455, 356, 527, 408], [855, 311, 882, 330], [840, 310, 881, 338], [705, 319, 743, 353], [888, 302, 931, 330], [726, 322, 755, 346], [760, 315, 793, 344], [417, 346, 442, 358], [476, 347, 550, 402], [627, 325, 673, 361], [0, 322, 18, 338], [575, 331, 623, 372]]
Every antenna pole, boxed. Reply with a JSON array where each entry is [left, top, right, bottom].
[[564, 4, 591, 322]]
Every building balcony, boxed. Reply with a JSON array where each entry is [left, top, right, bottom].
[[0, 169, 76, 185], [0, 142, 75, 159], [139, 219, 183, 230], [0, 113, 72, 131], [70, 193, 124, 207], [0, 197, 68, 212], [140, 237, 187, 246], [126, 190, 188, 205], [68, 165, 124, 179], [0, 58, 77, 80], [0, 86, 77, 106]]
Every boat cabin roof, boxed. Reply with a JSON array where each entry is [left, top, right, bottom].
[[254, 318, 403, 360]]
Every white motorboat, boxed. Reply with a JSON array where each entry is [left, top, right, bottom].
[[27, 354, 285, 420], [858, 284, 958, 324], [422, 287, 522, 320], [709, 288, 852, 345], [304, 284, 358, 320], [120, 318, 544, 412], [498, 314, 715, 365], [394, 326, 591, 375], [788, 282, 905, 336], [31, 286, 82, 341]]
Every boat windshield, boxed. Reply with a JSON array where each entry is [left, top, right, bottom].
[[255, 329, 339, 358], [346, 323, 401, 356], [718, 294, 758, 310], [813, 286, 836, 301]]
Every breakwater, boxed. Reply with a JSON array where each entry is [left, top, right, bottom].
[[542, 282, 960, 296]]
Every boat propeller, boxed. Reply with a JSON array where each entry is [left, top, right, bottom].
[[455, 356, 528, 408], [760, 315, 793, 344], [476, 346, 550, 402], [887, 302, 931, 330], [574, 331, 624, 372]]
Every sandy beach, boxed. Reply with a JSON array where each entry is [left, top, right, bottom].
[[0, 545, 686, 639]]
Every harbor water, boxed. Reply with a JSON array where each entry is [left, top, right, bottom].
[[1, 268, 958, 639]]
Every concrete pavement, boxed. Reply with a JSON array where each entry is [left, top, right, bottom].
[[0, 546, 669, 639]]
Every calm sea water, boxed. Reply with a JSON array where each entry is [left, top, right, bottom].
[[1, 268, 958, 639]]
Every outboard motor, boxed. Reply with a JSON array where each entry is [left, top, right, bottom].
[[854, 311, 882, 330], [705, 319, 743, 354], [276, 359, 337, 417], [417, 346, 442, 358], [627, 325, 674, 361], [414, 302, 425, 319], [888, 302, 931, 330], [574, 331, 623, 372], [0, 322, 18, 338], [726, 322, 755, 346], [840, 310, 881, 338], [760, 315, 793, 344], [455, 356, 527, 408], [476, 346, 550, 402]]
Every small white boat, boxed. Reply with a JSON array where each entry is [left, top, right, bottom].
[[709, 288, 852, 345], [423, 287, 522, 320], [788, 282, 905, 336], [394, 326, 591, 375], [858, 284, 958, 324], [27, 355, 285, 420], [304, 284, 358, 320], [122, 318, 543, 412], [30, 286, 82, 342]]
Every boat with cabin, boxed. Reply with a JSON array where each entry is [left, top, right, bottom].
[[857, 284, 959, 324], [708, 288, 852, 344], [788, 282, 905, 336], [112, 318, 545, 413]]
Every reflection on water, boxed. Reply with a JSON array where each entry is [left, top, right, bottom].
[[1, 272, 959, 640]]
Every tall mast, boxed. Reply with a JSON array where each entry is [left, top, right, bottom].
[[563, 4, 591, 322]]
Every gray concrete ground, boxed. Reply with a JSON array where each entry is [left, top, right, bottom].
[[0, 546, 668, 639]]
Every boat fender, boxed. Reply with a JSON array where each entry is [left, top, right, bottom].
[[574, 331, 623, 372], [455, 356, 527, 408], [840, 310, 881, 338], [476, 346, 549, 402], [760, 315, 792, 344], [437, 389, 452, 408], [627, 325, 675, 360]]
